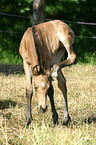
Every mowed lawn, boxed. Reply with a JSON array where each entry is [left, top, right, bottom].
[[0, 64, 96, 145]]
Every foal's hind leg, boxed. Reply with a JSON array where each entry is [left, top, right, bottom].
[[48, 82, 58, 125], [23, 61, 33, 126], [57, 70, 70, 125]]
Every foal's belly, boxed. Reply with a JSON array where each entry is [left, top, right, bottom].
[[42, 48, 65, 69]]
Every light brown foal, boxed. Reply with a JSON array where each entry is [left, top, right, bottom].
[[19, 20, 77, 126]]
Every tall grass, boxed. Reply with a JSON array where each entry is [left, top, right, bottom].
[[0, 64, 96, 145]]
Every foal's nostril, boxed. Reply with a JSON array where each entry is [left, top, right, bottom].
[[40, 105, 47, 113]]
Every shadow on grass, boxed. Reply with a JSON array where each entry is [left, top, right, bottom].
[[0, 99, 17, 119], [84, 115, 96, 125], [71, 114, 96, 127], [0, 99, 17, 110], [0, 64, 24, 75], [0, 112, 11, 119]]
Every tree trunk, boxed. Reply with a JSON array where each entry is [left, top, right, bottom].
[[33, 0, 44, 25]]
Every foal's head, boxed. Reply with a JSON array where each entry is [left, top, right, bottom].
[[34, 74, 50, 112]]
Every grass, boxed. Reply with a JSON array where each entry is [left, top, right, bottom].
[[0, 63, 96, 145]]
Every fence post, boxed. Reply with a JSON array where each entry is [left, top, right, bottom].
[[33, 0, 44, 25]]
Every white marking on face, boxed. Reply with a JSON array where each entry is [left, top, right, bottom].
[[41, 82, 45, 88]]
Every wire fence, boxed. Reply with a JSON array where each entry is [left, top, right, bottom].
[[0, 12, 96, 39], [0, 12, 31, 19]]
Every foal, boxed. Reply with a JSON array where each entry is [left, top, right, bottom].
[[19, 20, 77, 126]]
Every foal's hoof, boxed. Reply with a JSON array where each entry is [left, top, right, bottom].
[[63, 115, 71, 126], [40, 105, 47, 113], [26, 116, 32, 126], [53, 122, 59, 128], [26, 119, 31, 126]]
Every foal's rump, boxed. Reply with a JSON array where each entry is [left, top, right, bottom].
[[32, 21, 60, 69]]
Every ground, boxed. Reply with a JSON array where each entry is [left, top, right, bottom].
[[0, 63, 96, 145]]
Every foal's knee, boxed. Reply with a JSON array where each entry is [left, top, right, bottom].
[[26, 88, 33, 98]]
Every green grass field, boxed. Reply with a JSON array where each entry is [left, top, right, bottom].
[[0, 64, 96, 145]]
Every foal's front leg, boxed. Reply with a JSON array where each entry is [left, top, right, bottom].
[[23, 61, 33, 126], [57, 70, 70, 125], [48, 82, 58, 125]]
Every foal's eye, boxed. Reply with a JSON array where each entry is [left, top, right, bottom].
[[35, 86, 37, 90]]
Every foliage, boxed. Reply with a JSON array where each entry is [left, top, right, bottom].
[[0, 0, 33, 64], [0, 0, 96, 64]]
